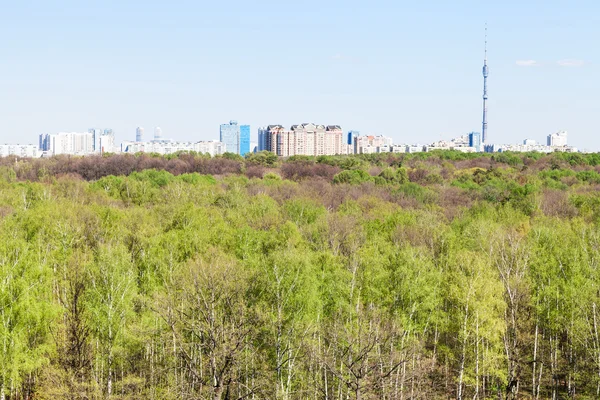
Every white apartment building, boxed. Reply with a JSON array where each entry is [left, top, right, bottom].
[[39, 132, 94, 156], [495, 143, 578, 153], [353, 135, 394, 154], [547, 131, 568, 147], [121, 140, 225, 157], [195, 141, 226, 156], [98, 134, 116, 153], [0, 144, 39, 158]]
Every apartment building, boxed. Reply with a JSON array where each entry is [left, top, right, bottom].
[[264, 123, 348, 157]]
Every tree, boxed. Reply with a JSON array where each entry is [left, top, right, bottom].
[[161, 250, 263, 399]]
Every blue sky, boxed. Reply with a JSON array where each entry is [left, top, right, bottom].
[[0, 0, 598, 149]]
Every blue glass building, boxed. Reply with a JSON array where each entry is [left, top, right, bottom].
[[220, 120, 251, 155], [469, 132, 482, 152], [348, 130, 359, 145], [240, 125, 250, 156], [220, 121, 239, 154]]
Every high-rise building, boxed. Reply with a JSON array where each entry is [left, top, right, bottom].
[[547, 131, 568, 147], [220, 121, 239, 154], [219, 121, 250, 155], [154, 127, 163, 141], [348, 130, 359, 145], [264, 123, 349, 157], [469, 131, 482, 152], [89, 128, 102, 151], [40, 134, 49, 151], [136, 127, 144, 142], [240, 124, 250, 156], [39, 132, 94, 156], [99, 134, 115, 154], [257, 127, 268, 152]]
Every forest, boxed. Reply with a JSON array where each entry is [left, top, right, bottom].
[[2, 150, 600, 399]]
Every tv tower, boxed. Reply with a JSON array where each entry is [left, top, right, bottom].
[[481, 25, 489, 143]]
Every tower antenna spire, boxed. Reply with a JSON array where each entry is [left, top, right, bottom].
[[484, 23, 488, 61], [481, 24, 489, 144]]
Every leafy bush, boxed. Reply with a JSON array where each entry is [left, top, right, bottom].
[[378, 167, 409, 185], [129, 169, 174, 188], [332, 169, 372, 185]]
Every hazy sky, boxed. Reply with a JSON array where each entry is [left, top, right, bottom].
[[0, 0, 598, 149]]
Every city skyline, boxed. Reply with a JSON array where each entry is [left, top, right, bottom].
[[0, 1, 598, 150]]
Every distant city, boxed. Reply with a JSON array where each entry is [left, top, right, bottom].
[[0, 31, 581, 159], [0, 124, 579, 159]]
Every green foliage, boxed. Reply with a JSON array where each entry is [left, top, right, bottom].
[[176, 172, 216, 185], [332, 169, 372, 185], [576, 169, 600, 184], [263, 171, 282, 181], [378, 167, 409, 185], [492, 152, 523, 166], [221, 152, 244, 161], [130, 168, 174, 187], [0, 152, 600, 398], [91, 175, 125, 198], [245, 150, 278, 166], [395, 182, 437, 204]]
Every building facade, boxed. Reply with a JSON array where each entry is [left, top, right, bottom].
[[547, 131, 568, 147], [220, 121, 238, 154], [348, 130, 359, 146], [257, 127, 268, 152], [39, 132, 94, 156], [240, 124, 250, 156], [264, 123, 349, 157], [121, 140, 225, 157], [220, 121, 250, 155], [0, 144, 39, 158], [353, 135, 393, 154], [136, 127, 144, 142], [469, 132, 482, 152]]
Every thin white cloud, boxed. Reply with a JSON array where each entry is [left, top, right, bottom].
[[557, 59, 585, 67], [516, 60, 539, 67]]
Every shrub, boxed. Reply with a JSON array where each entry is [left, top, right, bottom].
[[333, 169, 372, 185], [378, 167, 409, 185]]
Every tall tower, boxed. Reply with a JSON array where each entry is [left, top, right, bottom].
[[481, 25, 489, 144]]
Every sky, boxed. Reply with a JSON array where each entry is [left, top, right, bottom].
[[0, 0, 598, 150]]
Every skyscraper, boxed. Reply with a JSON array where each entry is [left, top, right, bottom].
[[89, 128, 101, 151], [136, 127, 144, 142], [220, 121, 239, 154], [154, 127, 162, 141], [240, 124, 250, 156], [469, 131, 482, 152], [481, 26, 489, 144], [219, 120, 250, 155], [257, 127, 268, 152], [348, 130, 359, 145]]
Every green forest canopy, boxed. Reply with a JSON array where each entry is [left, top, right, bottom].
[[1, 150, 600, 399]]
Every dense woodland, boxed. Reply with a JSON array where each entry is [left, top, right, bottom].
[[3, 150, 600, 399]]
